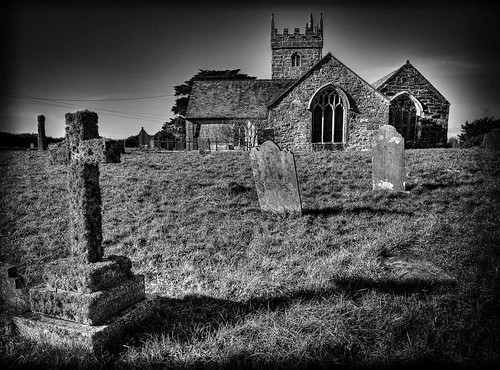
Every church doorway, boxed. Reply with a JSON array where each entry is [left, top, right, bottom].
[[389, 93, 419, 147], [311, 87, 345, 144]]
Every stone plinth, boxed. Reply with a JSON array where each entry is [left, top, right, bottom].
[[14, 294, 156, 353], [30, 275, 145, 325], [43, 255, 133, 293], [249, 140, 302, 215], [372, 125, 406, 191]]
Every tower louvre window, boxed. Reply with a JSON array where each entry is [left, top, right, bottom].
[[291, 53, 302, 67]]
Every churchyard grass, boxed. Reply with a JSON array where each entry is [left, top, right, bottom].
[[0, 148, 499, 369]]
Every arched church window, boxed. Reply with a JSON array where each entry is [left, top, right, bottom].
[[291, 53, 302, 67], [311, 87, 345, 143], [389, 94, 418, 145]]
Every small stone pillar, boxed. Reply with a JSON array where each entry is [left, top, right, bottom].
[[372, 125, 406, 192], [37, 115, 47, 150]]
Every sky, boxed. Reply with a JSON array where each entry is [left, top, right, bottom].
[[2, 0, 499, 140]]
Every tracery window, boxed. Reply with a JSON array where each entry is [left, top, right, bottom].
[[291, 53, 302, 67], [389, 94, 418, 144], [311, 87, 345, 143]]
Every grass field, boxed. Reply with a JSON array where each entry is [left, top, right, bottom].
[[0, 148, 499, 369]]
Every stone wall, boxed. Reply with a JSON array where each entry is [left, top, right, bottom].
[[271, 20, 323, 79], [272, 48, 323, 80], [269, 56, 390, 151], [377, 62, 450, 147]]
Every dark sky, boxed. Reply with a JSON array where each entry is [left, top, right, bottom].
[[2, 0, 499, 139]]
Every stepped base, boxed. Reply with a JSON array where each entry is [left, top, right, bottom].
[[30, 275, 145, 325], [13, 294, 157, 353]]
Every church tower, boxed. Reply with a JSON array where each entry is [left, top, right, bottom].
[[271, 13, 324, 79]]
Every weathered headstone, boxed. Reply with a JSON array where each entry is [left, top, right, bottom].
[[249, 140, 302, 215], [0, 264, 28, 312], [482, 129, 500, 150], [372, 125, 405, 192], [37, 115, 47, 150], [14, 110, 153, 353]]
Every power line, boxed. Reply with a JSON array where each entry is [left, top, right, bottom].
[[0, 91, 176, 102], [1, 94, 169, 123]]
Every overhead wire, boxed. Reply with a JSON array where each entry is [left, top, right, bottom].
[[0, 91, 174, 123]]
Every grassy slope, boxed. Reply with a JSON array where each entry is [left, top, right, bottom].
[[0, 148, 499, 369]]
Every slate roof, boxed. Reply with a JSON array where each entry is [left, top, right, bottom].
[[371, 69, 399, 90], [185, 79, 293, 120]]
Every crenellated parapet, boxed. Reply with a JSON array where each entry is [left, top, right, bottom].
[[271, 13, 323, 50]]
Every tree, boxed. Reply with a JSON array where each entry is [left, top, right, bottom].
[[124, 135, 139, 148], [155, 116, 186, 141], [458, 117, 500, 143]]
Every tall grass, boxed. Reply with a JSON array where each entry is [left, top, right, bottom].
[[0, 148, 499, 369]]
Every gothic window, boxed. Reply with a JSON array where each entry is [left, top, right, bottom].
[[311, 87, 345, 143], [291, 53, 302, 67], [389, 94, 418, 145]]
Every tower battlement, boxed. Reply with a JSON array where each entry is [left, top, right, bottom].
[[271, 13, 323, 50]]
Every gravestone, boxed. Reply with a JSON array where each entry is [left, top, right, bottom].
[[14, 110, 154, 352], [482, 129, 500, 150], [372, 125, 405, 192], [37, 115, 47, 150], [249, 140, 302, 215], [0, 264, 28, 312]]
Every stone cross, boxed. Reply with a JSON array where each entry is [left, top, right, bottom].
[[65, 110, 106, 263], [249, 140, 302, 215], [372, 125, 406, 192], [37, 115, 47, 150]]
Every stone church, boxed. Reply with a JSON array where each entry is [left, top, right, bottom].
[[185, 14, 450, 150]]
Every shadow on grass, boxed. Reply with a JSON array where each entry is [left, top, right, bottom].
[[303, 206, 413, 217], [116, 275, 458, 368]]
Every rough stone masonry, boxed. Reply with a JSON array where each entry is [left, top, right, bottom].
[[66, 110, 104, 262]]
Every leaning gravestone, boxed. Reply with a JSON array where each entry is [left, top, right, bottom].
[[372, 125, 406, 192], [482, 129, 500, 150], [249, 140, 302, 215], [14, 110, 153, 352], [0, 264, 28, 312]]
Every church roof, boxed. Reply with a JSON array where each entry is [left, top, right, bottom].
[[371, 69, 399, 90], [185, 79, 293, 120]]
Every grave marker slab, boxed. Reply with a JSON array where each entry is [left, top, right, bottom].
[[249, 140, 302, 215], [482, 129, 500, 150], [0, 264, 28, 312], [372, 125, 406, 192]]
